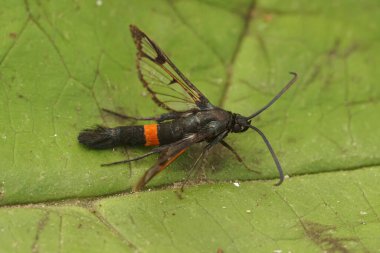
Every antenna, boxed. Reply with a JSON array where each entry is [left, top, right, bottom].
[[248, 125, 284, 185], [247, 72, 298, 120]]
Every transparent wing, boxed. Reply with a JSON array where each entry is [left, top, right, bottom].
[[133, 132, 211, 191], [130, 25, 213, 112]]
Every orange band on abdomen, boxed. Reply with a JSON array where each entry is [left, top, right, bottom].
[[144, 124, 160, 146]]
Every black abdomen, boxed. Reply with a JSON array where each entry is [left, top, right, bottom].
[[78, 114, 203, 149], [78, 125, 145, 149]]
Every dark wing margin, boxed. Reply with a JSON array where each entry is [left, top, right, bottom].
[[130, 25, 213, 112]]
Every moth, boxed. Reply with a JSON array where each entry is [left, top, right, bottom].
[[78, 25, 297, 191]]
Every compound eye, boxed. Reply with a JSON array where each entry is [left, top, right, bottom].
[[233, 124, 241, 132]]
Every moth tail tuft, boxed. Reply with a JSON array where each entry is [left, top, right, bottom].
[[78, 126, 121, 149]]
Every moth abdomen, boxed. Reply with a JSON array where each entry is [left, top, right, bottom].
[[78, 125, 145, 149]]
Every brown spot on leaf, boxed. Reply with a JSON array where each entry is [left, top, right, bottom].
[[9, 32, 17, 39], [303, 220, 358, 253], [263, 13, 273, 22]]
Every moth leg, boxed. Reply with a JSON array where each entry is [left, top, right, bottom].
[[179, 131, 229, 192], [179, 146, 210, 192], [219, 140, 260, 174], [102, 108, 191, 122], [101, 150, 159, 166]]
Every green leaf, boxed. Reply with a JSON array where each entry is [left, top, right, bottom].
[[1, 0, 379, 252]]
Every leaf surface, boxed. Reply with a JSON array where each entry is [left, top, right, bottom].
[[0, 0, 379, 252]]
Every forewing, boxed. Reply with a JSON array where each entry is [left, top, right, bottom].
[[130, 25, 213, 112], [133, 133, 208, 191]]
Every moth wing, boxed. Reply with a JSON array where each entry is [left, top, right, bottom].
[[133, 133, 209, 191], [130, 25, 213, 112]]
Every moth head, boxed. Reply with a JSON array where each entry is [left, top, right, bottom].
[[231, 114, 250, 133]]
